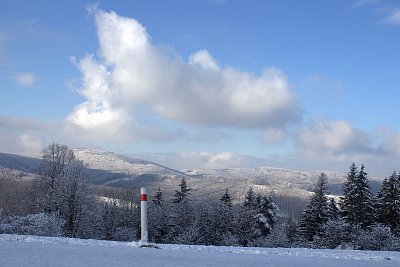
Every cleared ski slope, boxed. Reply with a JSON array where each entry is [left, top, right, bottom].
[[0, 234, 399, 267]]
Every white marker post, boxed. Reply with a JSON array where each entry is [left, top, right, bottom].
[[140, 187, 148, 244]]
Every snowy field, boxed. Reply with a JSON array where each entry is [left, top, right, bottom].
[[1, 234, 400, 267]]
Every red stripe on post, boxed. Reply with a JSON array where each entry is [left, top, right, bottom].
[[140, 194, 147, 201]]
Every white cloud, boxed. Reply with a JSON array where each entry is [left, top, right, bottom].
[[0, 116, 46, 154], [353, 1, 400, 26], [13, 73, 37, 86], [16, 134, 43, 152], [297, 120, 400, 174], [189, 49, 220, 70], [382, 8, 400, 25], [298, 120, 373, 162], [375, 127, 400, 157], [65, 8, 301, 140], [174, 151, 245, 169]]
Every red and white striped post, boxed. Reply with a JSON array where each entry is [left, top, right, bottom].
[[140, 187, 148, 243]]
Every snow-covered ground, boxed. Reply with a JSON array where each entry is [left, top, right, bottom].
[[1, 234, 399, 266]]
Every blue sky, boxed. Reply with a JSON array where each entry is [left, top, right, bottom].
[[1, 0, 400, 175]]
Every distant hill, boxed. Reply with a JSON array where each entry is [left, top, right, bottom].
[[0, 152, 41, 173], [0, 149, 384, 218]]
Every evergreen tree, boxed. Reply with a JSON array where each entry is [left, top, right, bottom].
[[255, 195, 278, 236], [220, 188, 232, 207], [243, 187, 256, 208], [376, 171, 400, 235], [168, 178, 194, 241], [148, 200, 169, 243], [213, 201, 234, 245], [340, 164, 375, 228], [327, 198, 340, 221], [283, 215, 298, 245], [234, 206, 260, 246], [152, 187, 164, 207], [172, 178, 191, 204], [298, 172, 330, 241], [233, 187, 260, 246], [340, 163, 357, 224], [193, 202, 213, 245]]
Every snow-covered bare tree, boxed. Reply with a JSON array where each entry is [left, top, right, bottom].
[[35, 143, 75, 214], [34, 143, 98, 238]]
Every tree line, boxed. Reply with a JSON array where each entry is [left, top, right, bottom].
[[296, 163, 400, 250], [1, 143, 400, 251], [0, 143, 278, 246]]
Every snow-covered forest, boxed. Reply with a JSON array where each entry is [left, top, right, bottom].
[[1, 143, 400, 251]]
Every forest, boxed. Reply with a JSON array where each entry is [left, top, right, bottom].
[[1, 143, 400, 251]]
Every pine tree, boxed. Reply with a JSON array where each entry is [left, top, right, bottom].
[[148, 187, 168, 242], [298, 172, 330, 241], [327, 198, 340, 221], [148, 202, 169, 243], [172, 178, 191, 204], [152, 187, 164, 207], [213, 201, 234, 245], [233, 187, 260, 246], [168, 178, 194, 242], [220, 188, 232, 207], [255, 194, 278, 236], [283, 215, 298, 245], [234, 206, 260, 246], [193, 202, 213, 245], [376, 171, 400, 235], [243, 187, 256, 208], [340, 164, 375, 228], [340, 163, 358, 224]]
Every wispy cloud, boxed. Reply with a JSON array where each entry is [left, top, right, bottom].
[[13, 73, 37, 86], [381, 8, 400, 25], [353, 0, 400, 27]]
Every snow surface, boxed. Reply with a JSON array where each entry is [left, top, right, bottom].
[[1, 234, 399, 266]]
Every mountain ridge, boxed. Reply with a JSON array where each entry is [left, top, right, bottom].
[[0, 148, 384, 217]]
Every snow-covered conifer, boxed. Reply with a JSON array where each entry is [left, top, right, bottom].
[[220, 188, 232, 207], [375, 171, 400, 235], [298, 172, 330, 241], [339, 164, 375, 228]]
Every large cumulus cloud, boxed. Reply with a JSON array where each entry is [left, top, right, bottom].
[[65, 7, 301, 139]]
